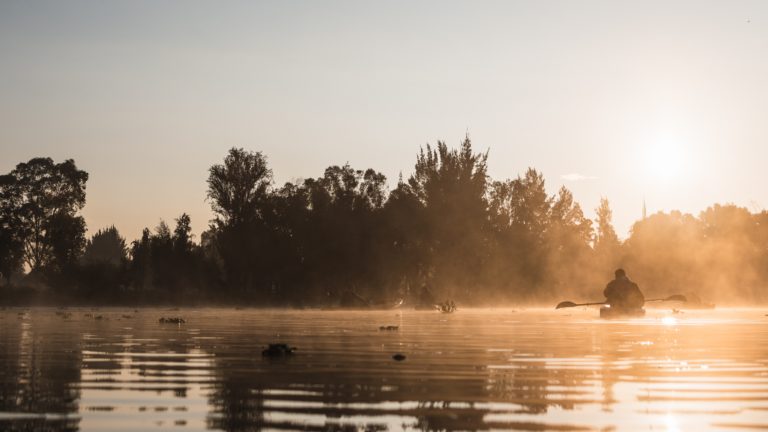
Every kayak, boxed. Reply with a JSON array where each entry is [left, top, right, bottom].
[[599, 306, 645, 319]]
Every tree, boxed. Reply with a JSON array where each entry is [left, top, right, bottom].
[[207, 148, 273, 296], [47, 213, 87, 272], [0, 175, 25, 285], [594, 197, 620, 253], [545, 186, 594, 296], [495, 168, 552, 295], [509, 168, 550, 242], [173, 213, 193, 254], [2, 158, 88, 272], [82, 226, 127, 267], [593, 197, 621, 276], [207, 148, 272, 227], [405, 137, 490, 299], [624, 211, 702, 298]]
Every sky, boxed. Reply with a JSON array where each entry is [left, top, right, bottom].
[[1, 0, 767, 242]]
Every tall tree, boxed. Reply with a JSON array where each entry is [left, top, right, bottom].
[[509, 168, 550, 242], [1, 158, 88, 272], [405, 137, 490, 299], [593, 197, 621, 277], [545, 186, 594, 295], [207, 148, 272, 295], [207, 148, 272, 227], [594, 197, 620, 252], [173, 213, 193, 254]]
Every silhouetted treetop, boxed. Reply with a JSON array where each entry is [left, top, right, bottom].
[[594, 197, 620, 251], [408, 137, 489, 209], [82, 226, 127, 267], [207, 148, 272, 227]]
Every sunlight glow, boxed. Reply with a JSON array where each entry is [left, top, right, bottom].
[[665, 414, 681, 432], [643, 136, 688, 184], [662, 316, 678, 326]]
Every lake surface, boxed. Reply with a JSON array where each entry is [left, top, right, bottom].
[[0, 307, 767, 431]]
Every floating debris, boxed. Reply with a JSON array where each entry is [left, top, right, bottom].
[[262, 343, 296, 357], [392, 353, 406, 361], [437, 300, 457, 313], [159, 317, 185, 324], [379, 325, 399, 331], [122, 315, 133, 319]]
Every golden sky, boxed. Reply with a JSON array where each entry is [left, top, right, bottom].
[[1, 0, 767, 241]]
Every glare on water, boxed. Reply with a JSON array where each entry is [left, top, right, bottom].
[[0, 307, 767, 431]]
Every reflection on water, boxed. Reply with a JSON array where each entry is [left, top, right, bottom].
[[0, 308, 767, 431]]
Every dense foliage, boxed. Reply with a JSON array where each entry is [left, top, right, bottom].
[[1, 140, 766, 305]]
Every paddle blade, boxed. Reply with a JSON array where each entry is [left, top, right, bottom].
[[555, 301, 577, 309], [665, 294, 687, 302]]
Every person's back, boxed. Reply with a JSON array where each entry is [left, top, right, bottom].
[[604, 269, 644, 310]]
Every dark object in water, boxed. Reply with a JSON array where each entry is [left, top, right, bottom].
[[379, 325, 399, 331], [437, 300, 457, 313], [122, 315, 133, 319], [262, 343, 296, 357], [392, 353, 406, 361], [599, 306, 645, 319], [159, 317, 185, 324]]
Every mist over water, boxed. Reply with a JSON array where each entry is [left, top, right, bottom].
[[1, 307, 767, 431]]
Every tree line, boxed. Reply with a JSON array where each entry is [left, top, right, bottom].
[[1, 138, 766, 305]]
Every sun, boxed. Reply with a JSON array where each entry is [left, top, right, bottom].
[[643, 136, 688, 184]]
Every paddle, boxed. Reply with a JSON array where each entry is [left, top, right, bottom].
[[555, 294, 687, 309], [646, 294, 687, 303]]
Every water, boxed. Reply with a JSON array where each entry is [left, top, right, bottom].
[[0, 307, 767, 431]]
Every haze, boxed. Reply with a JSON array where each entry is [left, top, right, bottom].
[[1, 0, 767, 241]]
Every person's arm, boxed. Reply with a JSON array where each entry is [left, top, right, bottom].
[[633, 283, 644, 303]]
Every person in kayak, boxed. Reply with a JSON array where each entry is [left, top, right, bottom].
[[603, 269, 644, 310]]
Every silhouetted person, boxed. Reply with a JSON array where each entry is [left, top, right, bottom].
[[604, 269, 644, 310]]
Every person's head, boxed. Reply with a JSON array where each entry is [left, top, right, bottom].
[[615, 268, 626, 279]]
